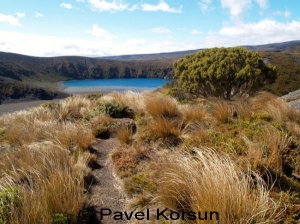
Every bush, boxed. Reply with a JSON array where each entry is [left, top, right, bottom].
[[0, 187, 21, 224], [174, 47, 277, 99], [96, 101, 134, 118]]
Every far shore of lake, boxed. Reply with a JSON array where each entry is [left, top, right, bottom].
[[0, 78, 170, 115]]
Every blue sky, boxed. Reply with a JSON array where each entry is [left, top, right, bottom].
[[0, 0, 299, 57]]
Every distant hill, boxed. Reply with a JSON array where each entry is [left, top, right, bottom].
[[0, 40, 300, 102], [101, 49, 200, 61], [102, 40, 300, 61]]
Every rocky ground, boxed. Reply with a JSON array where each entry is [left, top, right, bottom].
[[280, 89, 300, 110]]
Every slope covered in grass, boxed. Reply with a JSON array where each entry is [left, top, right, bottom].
[[0, 90, 300, 223]]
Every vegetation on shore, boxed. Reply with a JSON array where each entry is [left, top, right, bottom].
[[0, 80, 68, 104], [174, 47, 276, 99]]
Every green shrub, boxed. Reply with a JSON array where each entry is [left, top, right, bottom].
[[51, 213, 70, 224], [96, 101, 134, 118], [0, 187, 21, 224]]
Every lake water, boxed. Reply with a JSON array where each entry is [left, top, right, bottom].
[[62, 78, 172, 93]]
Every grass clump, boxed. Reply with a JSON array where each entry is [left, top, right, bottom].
[[144, 95, 179, 119], [116, 125, 134, 145], [156, 148, 283, 224]]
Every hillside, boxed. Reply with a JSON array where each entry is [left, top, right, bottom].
[[1, 91, 299, 223], [0, 52, 173, 83], [0, 40, 300, 102]]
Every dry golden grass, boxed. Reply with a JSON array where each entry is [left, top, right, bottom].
[[180, 104, 207, 123], [0, 141, 89, 224], [243, 126, 291, 173], [156, 148, 283, 224], [57, 95, 92, 121], [101, 91, 145, 112], [251, 92, 300, 122], [1, 109, 95, 150], [211, 100, 233, 123], [146, 117, 182, 145], [0, 95, 97, 224], [144, 95, 179, 119], [116, 125, 134, 145], [232, 99, 253, 120]]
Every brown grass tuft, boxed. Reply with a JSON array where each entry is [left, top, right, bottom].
[[251, 91, 300, 122], [116, 126, 134, 145], [211, 100, 232, 123], [0, 142, 88, 224], [156, 148, 283, 224], [144, 95, 179, 119]]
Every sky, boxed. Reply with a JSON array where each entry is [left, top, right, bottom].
[[0, 0, 299, 57]]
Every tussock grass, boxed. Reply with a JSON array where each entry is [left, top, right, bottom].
[[232, 99, 253, 120], [116, 126, 134, 145], [243, 126, 291, 173], [101, 91, 145, 112], [211, 100, 233, 123], [1, 108, 95, 150], [144, 95, 179, 119], [57, 95, 92, 121], [147, 117, 182, 145], [251, 92, 300, 122], [180, 104, 207, 123], [0, 95, 97, 224], [0, 142, 88, 224], [89, 114, 114, 137], [156, 148, 283, 224]]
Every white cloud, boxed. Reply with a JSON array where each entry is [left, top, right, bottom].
[[273, 10, 290, 18], [35, 12, 44, 18], [219, 19, 300, 44], [0, 31, 115, 56], [150, 26, 172, 34], [60, 3, 73, 9], [0, 14, 21, 26], [16, 12, 25, 18], [254, 0, 268, 9], [142, 0, 182, 13], [221, 0, 269, 17], [86, 24, 116, 39], [191, 29, 202, 35], [221, 0, 251, 17], [198, 0, 212, 13], [88, 0, 136, 12]]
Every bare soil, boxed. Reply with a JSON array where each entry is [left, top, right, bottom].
[[0, 100, 60, 115], [85, 138, 128, 224]]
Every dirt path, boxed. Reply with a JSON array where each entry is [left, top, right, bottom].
[[86, 138, 128, 224], [0, 100, 61, 115]]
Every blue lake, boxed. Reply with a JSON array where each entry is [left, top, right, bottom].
[[62, 78, 172, 93]]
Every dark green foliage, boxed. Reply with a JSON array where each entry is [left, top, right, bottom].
[[96, 101, 134, 118], [51, 213, 72, 224], [174, 47, 277, 99], [0, 187, 21, 224], [85, 101, 134, 120], [0, 81, 68, 104]]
